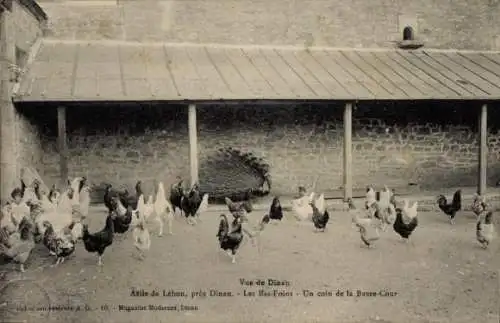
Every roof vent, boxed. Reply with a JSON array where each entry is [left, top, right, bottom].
[[397, 15, 424, 50], [397, 26, 424, 49]]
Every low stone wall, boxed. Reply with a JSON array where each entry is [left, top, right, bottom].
[[31, 103, 500, 197]]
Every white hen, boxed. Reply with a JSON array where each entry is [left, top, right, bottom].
[[375, 185, 396, 231], [292, 192, 315, 221], [37, 178, 83, 238], [195, 194, 209, 221], [136, 194, 154, 218], [402, 199, 418, 223], [153, 182, 174, 236], [314, 193, 326, 215], [132, 213, 151, 260], [365, 186, 376, 209], [79, 186, 91, 220]]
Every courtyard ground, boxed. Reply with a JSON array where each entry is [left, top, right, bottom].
[[0, 195, 499, 323]]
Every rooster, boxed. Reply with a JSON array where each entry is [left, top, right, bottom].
[[180, 183, 203, 225], [224, 189, 255, 242], [42, 221, 77, 266], [348, 198, 383, 248], [476, 211, 494, 249], [82, 214, 115, 266], [149, 181, 174, 236], [393, 200, 419, 244], [310, 193, 329, 232], [217, 214, 243, 264], [437, 189, 461, 224]]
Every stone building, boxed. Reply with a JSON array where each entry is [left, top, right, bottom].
[[2, 0, 500, 201]]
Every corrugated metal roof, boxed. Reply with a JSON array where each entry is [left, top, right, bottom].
[[12, 39, 500, 102]]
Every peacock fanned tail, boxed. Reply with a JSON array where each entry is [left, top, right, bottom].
[[199, 147, 272, 202]]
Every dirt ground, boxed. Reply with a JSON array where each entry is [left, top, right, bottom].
[[0, 202, 499, 323]]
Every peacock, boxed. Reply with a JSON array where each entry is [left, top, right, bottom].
[[198, 147, 272, 202]]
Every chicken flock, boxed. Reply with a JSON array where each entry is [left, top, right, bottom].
[[0, 177, 209, 271], [0, 176, 496, 272]]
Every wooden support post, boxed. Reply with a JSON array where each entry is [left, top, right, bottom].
[[343, 102, 353, 201], [188, 104, 199, 187], [57, 106, 68, 189], [478, 104, 488, 195]]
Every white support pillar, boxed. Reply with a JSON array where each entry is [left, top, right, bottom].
[[57, 106, 68, 189], [188, 104, 199, 187], [343, 102, 353, 201], [478, 104, 488, 195]]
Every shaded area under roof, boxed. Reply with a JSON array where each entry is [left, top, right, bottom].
[[12, 39, 500, 102]]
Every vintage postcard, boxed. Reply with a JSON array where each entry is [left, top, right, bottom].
[[1, 0, 500, 322]]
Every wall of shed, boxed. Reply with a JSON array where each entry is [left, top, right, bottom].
[[38, 0, 500, 50], [28, 102, 500, 197], [0, 1, 45, 201]]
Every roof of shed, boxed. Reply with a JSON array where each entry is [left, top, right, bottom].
[[12, 39, 500, 102]]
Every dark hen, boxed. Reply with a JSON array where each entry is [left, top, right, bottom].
[[48, 184, 60, 204], [347, 198, 356, 210], [42, 221, 76, 266], [254, 213, 271, 232], [170, 177, 185, 216], [180, 183, 203, 225], [310, 196, 329, 232], [20, 179, 27, 198], [32, 180, 43, 201], [437, 189, 462, 224], [393, 208, 418, 242], [110, 197, 133, 234], [103, 184, 118, 214], [0, 218, 35, 272], [78, 177, 87, 193], [82, 214, 114, 266], [135, 180, 144, 197], [268, 197, 283, 221], [118, 180, 142, 210], [217, 214, 243, 263]]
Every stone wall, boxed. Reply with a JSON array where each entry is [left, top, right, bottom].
[[38, 0, 500, 50], [0, 1, 46, 200], [32, 102, 500, 197]]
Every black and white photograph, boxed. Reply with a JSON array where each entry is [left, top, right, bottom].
[[0, 0, 499, 322]]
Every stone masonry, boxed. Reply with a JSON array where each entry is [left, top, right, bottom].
[[36, 104, 500, 197], [0, 0, 46, 201], [38, 0, 500, 50]]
